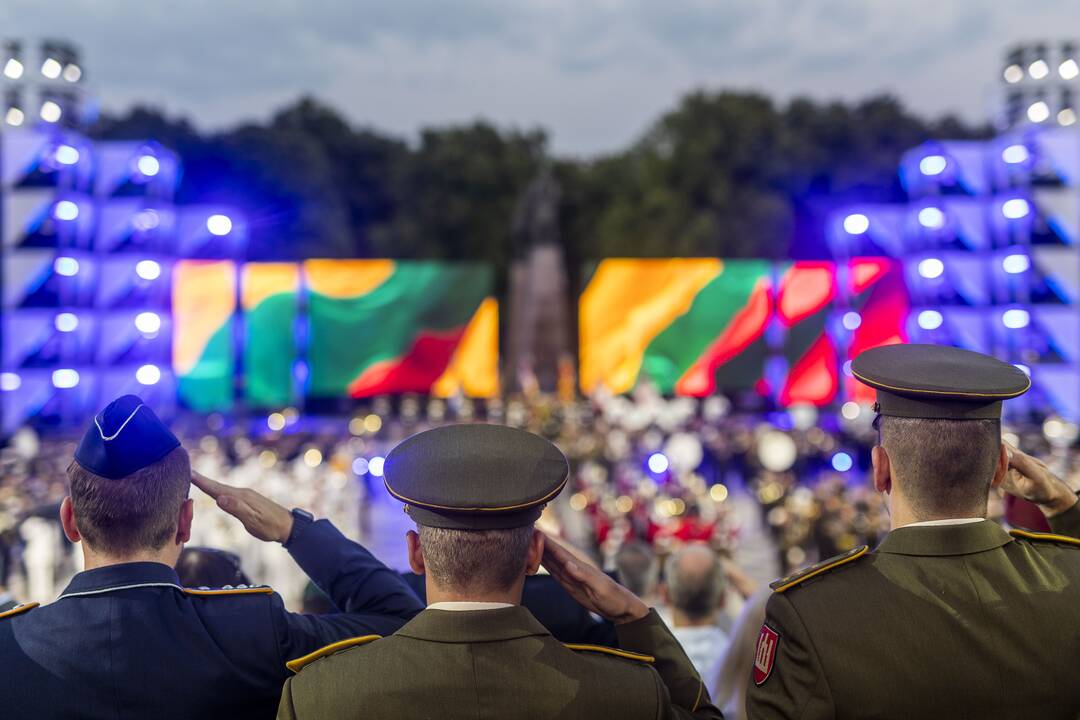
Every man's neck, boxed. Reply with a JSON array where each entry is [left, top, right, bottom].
[[888, 495, 986, 531], [81, 547, 179, 572], [424, 578, 524, 607]]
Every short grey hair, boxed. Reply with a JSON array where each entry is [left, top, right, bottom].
[[664, 545, 724, 621], [614, 541, 659, 598], [418, 524, 534, 594]]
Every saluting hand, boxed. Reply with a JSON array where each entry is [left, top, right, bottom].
[[541, 532, 649, 625], [1002, 442, 1078, 518], [191, 471, 295, 543]]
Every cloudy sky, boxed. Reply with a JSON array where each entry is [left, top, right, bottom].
[[1, 1, 1074, 155]]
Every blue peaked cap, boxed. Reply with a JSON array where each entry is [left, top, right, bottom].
[[74, 395, 181, 479]]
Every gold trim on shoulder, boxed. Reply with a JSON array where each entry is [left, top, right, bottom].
[[771, 545, 869, 593], [1009, 529, 1080, 547], [287, 635, 381, 673], [182, 586, 274, 596], [564, 643, 654, 663], [0, 602, 39, 619]]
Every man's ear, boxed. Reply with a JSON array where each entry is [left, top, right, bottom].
[[990, 442, 1009, 489], [524, 529, 544, 576], [176, 498, 194, 544], [872, 445, 892, 495], [60, 496, 81, 543], [406, 530, 426, 575]]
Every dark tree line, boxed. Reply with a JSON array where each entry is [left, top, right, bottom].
[[92, 92, 989, 269]]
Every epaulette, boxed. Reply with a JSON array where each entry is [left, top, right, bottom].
[[286, 635, 381, 673], [1009, 529, 1080, 547], [0, 602, 38, 620], [770, 545, 869, 593], [182, 584, 273, 597], [564, 643, 654, 663]]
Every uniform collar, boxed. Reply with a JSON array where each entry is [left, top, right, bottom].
[[395, 604, 551, 643], [60, 561, 181, 598], [877, 519, 1013, 557]]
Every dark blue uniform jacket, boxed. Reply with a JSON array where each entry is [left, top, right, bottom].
[[0, 519, 423, 720]]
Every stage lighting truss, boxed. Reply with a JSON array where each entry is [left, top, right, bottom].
[[2, 39, 86, 130], [1000, 42, 1080, 130]]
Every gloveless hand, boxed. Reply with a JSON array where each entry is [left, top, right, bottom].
[[1002, 442, 1078, 518], [191, 471, 295, 543], [540, 532, 649, 625]]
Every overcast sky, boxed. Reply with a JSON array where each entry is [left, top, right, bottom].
[[1, 1, 1074, 156]]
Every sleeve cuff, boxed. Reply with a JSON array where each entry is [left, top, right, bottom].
[[1048, 493, 1080, 537]]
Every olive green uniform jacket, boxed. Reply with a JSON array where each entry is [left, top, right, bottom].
[[746, 503, 1080, 719], [278, 605, 723, 719]]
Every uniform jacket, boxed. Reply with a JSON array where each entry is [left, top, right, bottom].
[[746, 503, 1080, 719], [0, 518, 423, 720], [277, 605, 725, 720]]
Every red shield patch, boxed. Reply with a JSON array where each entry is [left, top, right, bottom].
[[753, 624, 780, 686]]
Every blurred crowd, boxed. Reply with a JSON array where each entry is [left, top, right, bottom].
[[2, 388, 1078, 617]]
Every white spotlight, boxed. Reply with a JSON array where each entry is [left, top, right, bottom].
[[1029, 59, 1050, 80], [1002, 309, 1030, 329], [54, 256, 79, 276], [917, 310, 944, 330], [41, 58, 62, 79], [843, 213, 869, 235], [133, 209, 161, 232], [919, 155, 947, 176], [135, 312, 162, 335], [5, 107, 24, 126], [1002, 254, 1030, 274], [52, 369, 79, 389], [1059, 109, 1077, 126], [0, 372, 21, 391], [918, 207, 945, 229], [55, 145, 80, 165], [1061, 59, 1080, 80], [53, 200, 79, 221], [1001, 145, 1029, 164], [841, 312, 861, 330], [1028, 101, 1050, 123], [40, 101, 61, 123], [136, 364, 161, 385], [206, 214, 233, 236], [54, 312, 79, 332], [135, 260, 162, 281], [1003, 64, 1024, 83], [917, 258, 944, 279], [3, 58, 23, 79], [62, 63, 81, 83], [1002, 198, 1030, 219], [137, 155, 160, 177]]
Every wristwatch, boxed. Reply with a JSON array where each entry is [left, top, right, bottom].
[[285, 508, 315, 546]]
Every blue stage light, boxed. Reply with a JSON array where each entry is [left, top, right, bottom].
[[1002, 198, 1030, 219], [1002, 309, 1030, 329], [206, 214, 232, 236], [136, 364, 161, 385], [918, 207, 945, 229], [137, 155, 160, 177], [1002, 254, 1030, 274], [55, 145, 79, 165], [842, 312, 862, 330], [0, 372, 21, 391], [918, 310, 944, 330], [648, 452, 670, 474], [54, 200, 79, 221], [918, 258, 944, 279], [54, 312, 78, 332], [1002, 145, 1029, 164], [54, 256, 79, 276], [133, 209, 161, 231], [369, 456, 386, 477], [831, 452, 853, 472], [352, 457, 369, 475], [135, 260, 161, 280], [843, 214, 869, 235], [919, 155, 947, 176], [52, 369, 79, 389]]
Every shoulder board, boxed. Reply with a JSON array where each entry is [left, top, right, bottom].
[[0, 602, 39, 620], [287, 635, 381, 673], [770, 545, 869, 593], [182, 584, 273, 597], [564, 643, 654, 663], [1009, 529, 1080, 547]]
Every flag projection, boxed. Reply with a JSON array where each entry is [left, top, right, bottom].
[[242, 263, 299, 407], [580, 259, 772, 396], [305, 260, 499, 398], [580, 258, 909, 405], [172, 260, 236, 412]]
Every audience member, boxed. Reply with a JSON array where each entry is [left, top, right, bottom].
[[661, 544, 729, 688], [614, 540, 660, 602], [176, 546, 251, 588]]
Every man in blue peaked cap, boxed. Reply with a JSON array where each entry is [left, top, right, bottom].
[[0, 395, 423, 720]]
